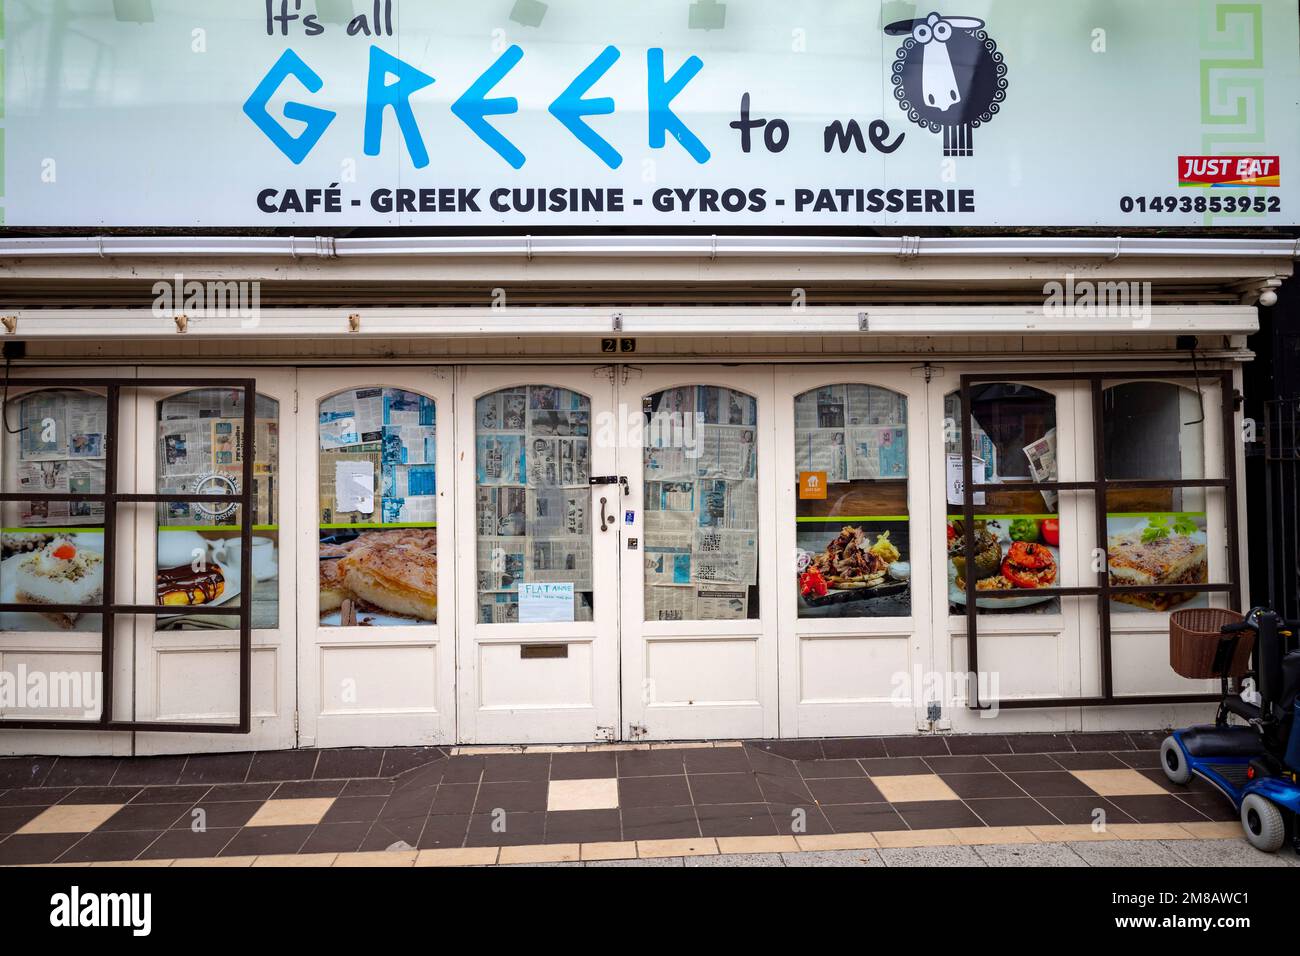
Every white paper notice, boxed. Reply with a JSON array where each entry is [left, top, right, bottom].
[[946, 454, 986, 507], [336, 461, 376, 514], [519, 582, 575, 624]]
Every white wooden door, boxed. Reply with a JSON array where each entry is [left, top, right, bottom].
[[775, 366, 932, 737], [297, 369, 456, 748], [619, 367, 778, 741], [132, 370, 298, 754], [0, 369, 136, 757], [455, 367, 619, 744], [932, 367, 1088, 732]]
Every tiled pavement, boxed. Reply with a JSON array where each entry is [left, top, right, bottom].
[[0, 731, 1292, 867]]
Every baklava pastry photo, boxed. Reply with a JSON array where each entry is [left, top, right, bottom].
[[338, 543, 438, 622]]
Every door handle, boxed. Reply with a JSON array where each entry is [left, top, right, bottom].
[[600, 496, 611, 532]]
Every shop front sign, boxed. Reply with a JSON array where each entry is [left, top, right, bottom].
[[1, 0, 1296, 227]]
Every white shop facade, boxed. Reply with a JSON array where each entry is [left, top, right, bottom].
[[0, 234, 1291, 755], [0, 1, 1296, 754]]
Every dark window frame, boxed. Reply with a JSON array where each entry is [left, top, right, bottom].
[[0, 378, 256, 734], [960, 369, 1241, 711]]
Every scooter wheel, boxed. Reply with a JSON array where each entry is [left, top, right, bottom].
[[1160, 736, 1191, 786], [1240, 794, 1286, 853]]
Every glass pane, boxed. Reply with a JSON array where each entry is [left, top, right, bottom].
[[1103, 383, 1209, 614], [1, 389, 108, 633], [945, 385, 1061, 615], [318, 388, 438, 627], [156, 389, 279, 631], [475, 386, 592, 624], [794, 385, 909, 618], [643, 386, 758, 622]]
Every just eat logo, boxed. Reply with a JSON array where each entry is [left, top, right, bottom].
[[1179, 155, 1280, 187]]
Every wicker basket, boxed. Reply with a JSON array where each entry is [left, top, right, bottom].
[[1169, 608, 1252, 679]]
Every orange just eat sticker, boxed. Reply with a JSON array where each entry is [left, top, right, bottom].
[[800, 472, 828, 500]]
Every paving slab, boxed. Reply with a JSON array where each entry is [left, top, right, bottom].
[[973, 842, 1089, 867], [585, 856, 685, 867], [878, 845, 985, 867], [683, 852, 785, 867], [1067, 839, 1187, 867], [506, 861, 583, 867], [1158, 839, 1293, 868], [781, 849, 885, 867]]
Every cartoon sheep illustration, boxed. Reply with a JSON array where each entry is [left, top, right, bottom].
[[884, 11, 1009, 157]]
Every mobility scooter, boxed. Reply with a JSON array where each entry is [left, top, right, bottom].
[[1160, 607, 1300, 853]]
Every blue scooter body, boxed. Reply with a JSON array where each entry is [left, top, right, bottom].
[[1243, 775, 1300, 815], [1171, 726, 1300, 826], [1170, 730, 1257, 809]]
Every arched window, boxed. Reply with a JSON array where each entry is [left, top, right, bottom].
[[944, 384, 1060, 616], [1, 390, 108, 632], [155, 388, 279, 631], [1102, 382, 1208, 614]]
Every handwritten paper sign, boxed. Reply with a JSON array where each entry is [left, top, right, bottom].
[[519, 582, 575, 624]]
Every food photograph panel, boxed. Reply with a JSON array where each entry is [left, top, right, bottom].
[[947, 516, 1061, 615], [1106, 512, 1209, 614]]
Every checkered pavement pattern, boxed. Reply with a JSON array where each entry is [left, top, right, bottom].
[[0, 731, 1246, 866]]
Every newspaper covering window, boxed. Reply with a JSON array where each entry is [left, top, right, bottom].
[[795, 385, 908, 483], [475, 386, 592, 624], [318, 388, 439, 628], [1022, 428, 1059, 511], [155, 389, 279, 631], [1, 390, 109, 633], [643, 386, 759, 622]]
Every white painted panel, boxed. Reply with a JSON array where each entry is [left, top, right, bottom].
[[644, 639, 758, 706], [799, 637, 911, 704], [1110, 628, 1217, 697], [478, 643, 594, 710], [962, 632, 1064, 701], [319, 644, 439, 716], [153, 646, 278, 722]]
